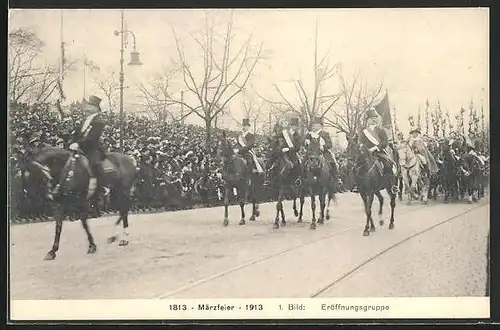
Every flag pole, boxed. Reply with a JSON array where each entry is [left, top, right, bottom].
[[385, 89, 395, 142]]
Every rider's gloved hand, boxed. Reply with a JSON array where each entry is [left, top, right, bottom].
[[282, 147, 290, 153], [233, 149, 239, 153], [369, 145, 379, 152], [69, 142, 79, 151]]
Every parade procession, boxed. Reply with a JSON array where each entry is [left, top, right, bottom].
[[8, 9, 490, 311]]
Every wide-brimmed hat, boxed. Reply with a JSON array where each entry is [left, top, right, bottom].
[[409, 125, 421, 134], [365, 108, 379, 119], [82, 95, 102, 112]]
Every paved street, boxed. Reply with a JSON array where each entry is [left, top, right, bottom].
[[10, 192, 489, 300]]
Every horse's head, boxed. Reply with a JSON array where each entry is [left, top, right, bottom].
[[305, 135, 323, 170], [23, 146, 72, 199], [218, 131, 234, 162]]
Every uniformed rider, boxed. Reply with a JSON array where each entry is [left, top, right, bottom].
[[280, 117, 302, 171], [408, 125, 439, 177], [50, 95, 107, 199], [358, 108, 399, 193], [234, 118, 264, 174], [305, 117, 342, 186]]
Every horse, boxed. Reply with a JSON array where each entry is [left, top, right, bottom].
[[265, 139, 305, 229], [24, 146, 137, 260], [302, 136, 336, 230], [346, 135, 397, 236], [218, 132, 262, 226], [460, 151, 485, 204], [426, 139, 443, 201], [440, 141, 461, 203], [391, 142, 405, 202], [395, 142, 430, 205]]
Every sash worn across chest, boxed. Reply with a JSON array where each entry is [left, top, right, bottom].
[[238, 131, 249, 147], [362, 127, 379, 146], [81, 113, 99, 138], [282, 129, 294, 148]]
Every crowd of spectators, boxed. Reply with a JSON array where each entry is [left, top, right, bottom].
[[9, 102, 280, 222]]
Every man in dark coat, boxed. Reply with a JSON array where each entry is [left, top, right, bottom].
[[305, 116, 342, 186], [234, 118, 264, 174], [357, 108, 399, 193], [50, 95, 107, 200]]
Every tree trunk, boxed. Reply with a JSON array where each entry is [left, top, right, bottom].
[[205, 118, 212, 154]]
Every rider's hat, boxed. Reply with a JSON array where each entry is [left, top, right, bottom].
[[242, 118, 251, 127], [312, 116, 323, 126], [82, 95, 102, 113], [289, 117, 299, 126], [409, 125, 421, 134], [365, 108, 379, 120]]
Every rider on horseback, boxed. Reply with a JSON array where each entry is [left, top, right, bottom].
[[305, 116, 342, 187], [408, 125, 439, 177], [49, 95, 107, 200], [357, 108, 399, 194], [234, 118, 264, 174], [280, 117, 302, 171]]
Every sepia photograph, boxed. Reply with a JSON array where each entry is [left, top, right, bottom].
[[8, 7, 490, 321]]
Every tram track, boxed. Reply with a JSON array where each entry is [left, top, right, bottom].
[[155, 202, 434, 299], [309, 202, 487, 298]]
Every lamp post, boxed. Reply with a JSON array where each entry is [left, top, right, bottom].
[[115, 9, 143, 152]]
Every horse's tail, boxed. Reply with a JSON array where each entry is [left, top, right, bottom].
[[107, 153, 138, 188]]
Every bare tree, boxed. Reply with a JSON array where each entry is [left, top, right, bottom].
[[230, 89, 266, 134], [136, 68, 187, 123], [258, 19, 341, 131], [323, 65, 383, 139], [8, 27, 75, 105], [164, 11, 266, 152], [94, 67, 120, 112]]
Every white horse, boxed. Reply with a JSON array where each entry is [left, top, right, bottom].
[[396, 142, 430, 205]]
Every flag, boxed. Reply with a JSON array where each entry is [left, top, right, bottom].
[[374, 92, 392, 131]]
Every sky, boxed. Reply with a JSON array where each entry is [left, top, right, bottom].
[[9, 8, 489, 140]]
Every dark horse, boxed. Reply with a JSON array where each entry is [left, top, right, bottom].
[[302, 136, 336, 230], [460, 151, 485, 204], [24, 146, 137, 260], [219, 132, 264, 226], [266, 140, 304, 229], [346, 135, 397, 236], [440, 140, 461, 203]]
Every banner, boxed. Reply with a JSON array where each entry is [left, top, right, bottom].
[[374, 92, 392, 131]]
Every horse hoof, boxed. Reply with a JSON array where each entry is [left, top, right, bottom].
[[239, 219, 246, 225], [273, 223, 279, 229], [223, 219, 229, 227], [318, 219, 324, 225], [379, 220, 384, 226], [326, 214, 330, 220], [87, 245, 97, 254], [293, 210, 299, 217], [107, 235, 118, 244], [363, 230, 370, 236], [389, 223, 395, 230], [255, 211, 260, 217], [119, 240, 129, 246], [370, 227, 376, 232], [281, 220, 286, 226], [249, 215, 256, 221], [44, 251, 56, 260], [310, 223, 316, 230]]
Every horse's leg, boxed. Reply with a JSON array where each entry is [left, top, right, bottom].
[[298, 189, 305, 223], [44, 205, 65, 260], [280, 187, 286, 226], [117, 188, 131, 246], [310, 190, 317, 230], [223, 185, 229, 226], [388, 186, 396, 230], [293, 197, 299, 217], [274, 187, 283, 229], [318, 187, 326, 225], [239, 184, 246, 225], [79, 196, 97, 254], [359, 192, 370, 236], [375, 190, 384, 227]]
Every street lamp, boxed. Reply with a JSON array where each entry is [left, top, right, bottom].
[[114, 9, 143, 153]]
